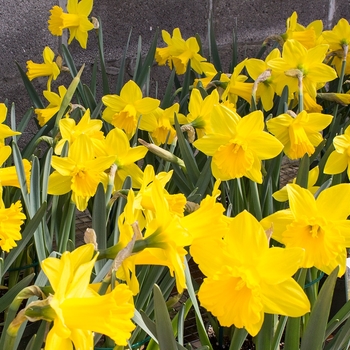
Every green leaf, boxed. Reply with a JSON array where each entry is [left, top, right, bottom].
[[300, 266, 339, 350], [96, 16, 110, 95], [15, 62, 44, 109], [295, 154, 310, 189], [228, 327, 248, 350], [208, 18, 222, 72], [153, 284, 178, 350], [160, 69, 176, 109], [116, 29, 132, 94]]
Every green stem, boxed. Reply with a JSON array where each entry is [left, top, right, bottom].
[[229, 327, 248, 350], [255, 314, 274, 350]]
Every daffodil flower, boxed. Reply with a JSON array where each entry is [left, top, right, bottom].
[[266, 110, 332, 160], [48, 134, 115, 211], [261, 183, 350, 277], [35, 85, 67, 127], [267, 39, 337, 100], [39, 244, 135, 348], [155, 28, 207, 75], [194, 107, 283, 183], [0, 201, 26, 252], [324, 124, 350, 178], [102, 80, 160, 139], [54, 108, 104, 155], [26, 46, 60, 90], [48, 0, 94, 49], [186, 88, 219, 138], [193, 210, 310, 336], [100, 127, 148, 190], [282, 11, 323, 49]]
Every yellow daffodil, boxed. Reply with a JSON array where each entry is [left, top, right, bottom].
[[55, 109, 104, 155], [48, 134, 115, 211], [193, 107, 283, 183], [193, 210, 309, 336], [35, 85, 67, 127], [245, 48, 280, 111], [100, 127, 148, 190], [273, 166, 319, 201], [26, 46, 60, 90], [221, 60, 254, 105], [102, 80, 160, 139], [140, 104, 186, 145], [186, 89, 219, 138], [0, 200, 26, 252], [193, 62, 218, 88], [39, 244, 135, 348], [0, 104, 21, 146], [317, 92, 350, 106], [261, 183, 350, 277], [282, 11, 323, 48], [266, 110, 332, 160], [322, 18, 350, 75], [267, 39, 337, 100], [48, 0, 94, 49], [155, 28, 207, 74], [322, 18, 350, 52], [324, 125, 350, 178]]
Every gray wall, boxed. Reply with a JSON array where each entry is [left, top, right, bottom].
[[0, 0, 349, 138]]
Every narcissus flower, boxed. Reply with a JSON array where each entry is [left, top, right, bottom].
[[193, 210, 309, 336], [194, 107, 283, 183], [0, 104, 21, 146], [324, 125, 350, 178], [322, 18, 350, 52], [282, 11, 323, 48], [261, 184, 350, 277], [35, 85, 67, 127], [55, 108, 104, 155], [99, 127, 148, 190], [266, 110, 332, 160], [102, 80, 160, 139], [26, 46, 60, 90], [39, 244, 135, 348], [245, 48, 280, 111], [155, 28, 207, 75], [186, 88, 219, 138], [48, 134, 115, 211], [0, 201, 26, 252], [48, 0, 94, 49], [267, 39, 337, 100]]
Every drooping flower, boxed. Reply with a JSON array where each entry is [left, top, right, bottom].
[[48, 0, 94, 49], [192, 210, 309, 336], [155, 28, 207, 75], [35, 85, 67, 127], [267, 39, 337, 100], [266, 110, 332, 160], [324, 124, 350, 178], [48, 134, 115, 211], [26, 46, 60, 90], [261, 183, 350, 277], [102, 80, 160, 139], [0, 200, 26, 252], [38, 244, 135, 348], [193, 107, 283, 183], [54, 108, 104, 155]]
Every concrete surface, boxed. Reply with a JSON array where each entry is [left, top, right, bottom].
[[0, 0, 349, 139]]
